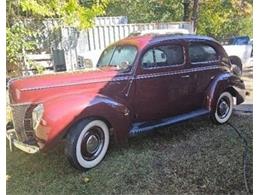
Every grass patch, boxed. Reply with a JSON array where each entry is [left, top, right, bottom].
[[6, 115, 253, 194]]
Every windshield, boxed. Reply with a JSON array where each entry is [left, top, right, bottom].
[[97, 45, 137, 72], [228, 36, 250, 45]]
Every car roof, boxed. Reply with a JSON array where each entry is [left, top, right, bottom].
[[149, 34, 217, 43], [116, 34, 218, 49], [128, 29, 190, 36]]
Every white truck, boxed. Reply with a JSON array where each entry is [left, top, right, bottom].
[[222, 36, 253, 75]]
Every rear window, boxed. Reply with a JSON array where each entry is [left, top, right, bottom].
[[189, 44, 218, 63], [228, 36, 250, 45]]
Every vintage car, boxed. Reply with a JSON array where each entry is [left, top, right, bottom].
[[7, 34, 246, 170]]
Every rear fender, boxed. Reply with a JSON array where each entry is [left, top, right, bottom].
[[204, 72, 246, 111]]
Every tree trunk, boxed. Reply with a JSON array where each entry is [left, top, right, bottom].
[[183, 0, 190, 21], [192, 0, 199, 33]]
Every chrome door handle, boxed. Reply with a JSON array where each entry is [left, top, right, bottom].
[[181, 74, 190, 78]]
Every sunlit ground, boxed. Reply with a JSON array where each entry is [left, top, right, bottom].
[[7, 114, 252, 194]]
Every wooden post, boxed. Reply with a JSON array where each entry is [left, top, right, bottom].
[[62, 27, 78, 71]]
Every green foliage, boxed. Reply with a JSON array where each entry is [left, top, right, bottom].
[[28, 60, 45, 74], [6, 22, 37, 76], [19, 0, 109, 28], [106, 0, 183, 23], [61, 0, 109, 29], [20, 0, 56, 17], [197, 0, 253, 39], [7, 0, 109, 76], [105, 0, 253, 40]]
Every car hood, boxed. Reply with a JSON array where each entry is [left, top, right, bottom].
[[8, 69, 120, 104]]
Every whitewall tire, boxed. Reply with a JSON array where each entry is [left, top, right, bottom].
[[212, 92, 233, 124], [65, 119, 110, 170]]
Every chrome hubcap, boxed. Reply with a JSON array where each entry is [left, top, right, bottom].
[[86, 135, 99, 154], [217, 99, 230, 118], [81, 126, 105, 161]]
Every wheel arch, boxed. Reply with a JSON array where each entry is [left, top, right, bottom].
[[63, 115, 113, 139], [229, 55, 242, 67], [38, 93, 131, 151], [225, 86, 238, 98], [229, 55, 243, 75], [204, 72, 245, 111]]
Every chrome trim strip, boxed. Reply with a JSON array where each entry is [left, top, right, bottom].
[[8, 102, 33, 106], [20, 76, 134, 92], [20, 65, 222, 92], [137, 65, 221, 80], [191, 59, 220, 65]]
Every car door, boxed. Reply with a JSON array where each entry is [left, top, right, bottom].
[[133, 42, 197, 122], [187, 42, 223, 108]]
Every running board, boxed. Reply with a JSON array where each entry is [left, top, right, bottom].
[[129, 109, 209, 136]]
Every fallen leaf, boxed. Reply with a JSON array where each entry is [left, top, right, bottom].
[[6, 175, 11, 181], [83, 177, 90, 183]]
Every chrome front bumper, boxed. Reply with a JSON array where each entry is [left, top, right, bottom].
[[6, 129, 39, 154]]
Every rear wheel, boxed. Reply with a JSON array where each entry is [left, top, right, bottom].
[[65, 119, 110, 170], [211, 92, 233, 124]]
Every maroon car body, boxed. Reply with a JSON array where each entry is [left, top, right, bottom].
[[7, 34, 246, 169]]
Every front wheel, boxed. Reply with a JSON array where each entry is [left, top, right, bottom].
[[65, 119, 110, 171], [211, 92, 233, 124]]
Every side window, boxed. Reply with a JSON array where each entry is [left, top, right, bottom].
[[189, 44, 218, 63], [142, 49, 156, 68], [142, 45, 184, 68], [154, 49, 167, 64]]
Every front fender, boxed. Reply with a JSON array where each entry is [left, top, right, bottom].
[[204, 72, 246, 111], [35, 92, 131, 150]]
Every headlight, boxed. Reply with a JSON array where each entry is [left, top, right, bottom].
[[32, 104, 44, 129]]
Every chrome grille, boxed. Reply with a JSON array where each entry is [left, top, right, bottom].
[[10, 104, 35, 142]]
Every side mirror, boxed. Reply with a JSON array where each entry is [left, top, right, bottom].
[[120, 61, 130, 69]]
